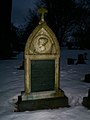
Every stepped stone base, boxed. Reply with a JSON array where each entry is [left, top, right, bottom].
[[16, 90, 69, 111]]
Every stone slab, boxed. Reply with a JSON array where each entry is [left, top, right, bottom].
[[31, 60, 55, 92], [17, 95, 69, 111]]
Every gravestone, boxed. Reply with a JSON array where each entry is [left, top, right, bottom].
[[17, 7, 68, 111], [82, 88, 90, 109], [67, 58, 76, 65], [76, 54, 86, 64], [83, 74, 90, 83]]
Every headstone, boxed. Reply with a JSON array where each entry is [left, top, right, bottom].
[[83, 74, 90, 83], [67, 58, 76, 65], [76, 54, 86, 64], [17, 7, 68, 111], [82, 88, 90, 109]]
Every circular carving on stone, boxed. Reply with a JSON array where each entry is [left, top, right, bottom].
[[33, 36, 52, 53], [29, 35, 53, 54]]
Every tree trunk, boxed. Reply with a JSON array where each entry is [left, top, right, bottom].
[[0, 0, 12, 59]]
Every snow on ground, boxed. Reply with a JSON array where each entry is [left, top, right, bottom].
[[0, 48, 90, 120]]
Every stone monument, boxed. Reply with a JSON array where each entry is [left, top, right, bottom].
[[17, 7, 69, 111], [83, 74, 90, 83], [76, 54, 86, 64], [82, 88, 90, 109]]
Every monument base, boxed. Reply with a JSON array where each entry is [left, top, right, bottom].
[[16, 89, 69, 111]]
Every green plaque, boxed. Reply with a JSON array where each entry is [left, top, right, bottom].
[[31, 60, 55, 92]]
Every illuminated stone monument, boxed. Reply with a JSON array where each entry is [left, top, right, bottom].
[[17, 7, 68, 111]]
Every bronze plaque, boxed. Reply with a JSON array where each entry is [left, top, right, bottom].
[[31, 60, 55, 92]]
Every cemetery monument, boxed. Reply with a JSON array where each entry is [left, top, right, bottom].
[[17, 7, 69, 111]]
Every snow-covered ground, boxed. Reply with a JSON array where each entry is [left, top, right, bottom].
[[0, 48, 90, 120]]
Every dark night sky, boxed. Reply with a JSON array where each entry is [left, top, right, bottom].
[[11, 0, 81, 27], [11, 0, 40, 27]]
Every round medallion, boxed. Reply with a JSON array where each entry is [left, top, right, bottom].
[[33, 36, 52, 53]]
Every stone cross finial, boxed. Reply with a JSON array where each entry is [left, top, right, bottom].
[[38, 6, 48, 22]]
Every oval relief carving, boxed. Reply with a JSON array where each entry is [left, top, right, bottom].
[[29, 35, 53, 54]]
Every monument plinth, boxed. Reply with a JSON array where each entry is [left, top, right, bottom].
[[17, 7, 69, 111]]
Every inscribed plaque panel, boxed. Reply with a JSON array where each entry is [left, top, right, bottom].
[[31, 60, 55, 92]]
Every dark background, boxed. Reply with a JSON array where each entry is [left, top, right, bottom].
[[0, 0, 90, 59]]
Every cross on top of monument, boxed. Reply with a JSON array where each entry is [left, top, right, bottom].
[[38, 6, 48, 23]]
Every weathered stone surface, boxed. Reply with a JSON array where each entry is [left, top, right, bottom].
[[17, 7, 69, 111], [17, 94, 69, 111]]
